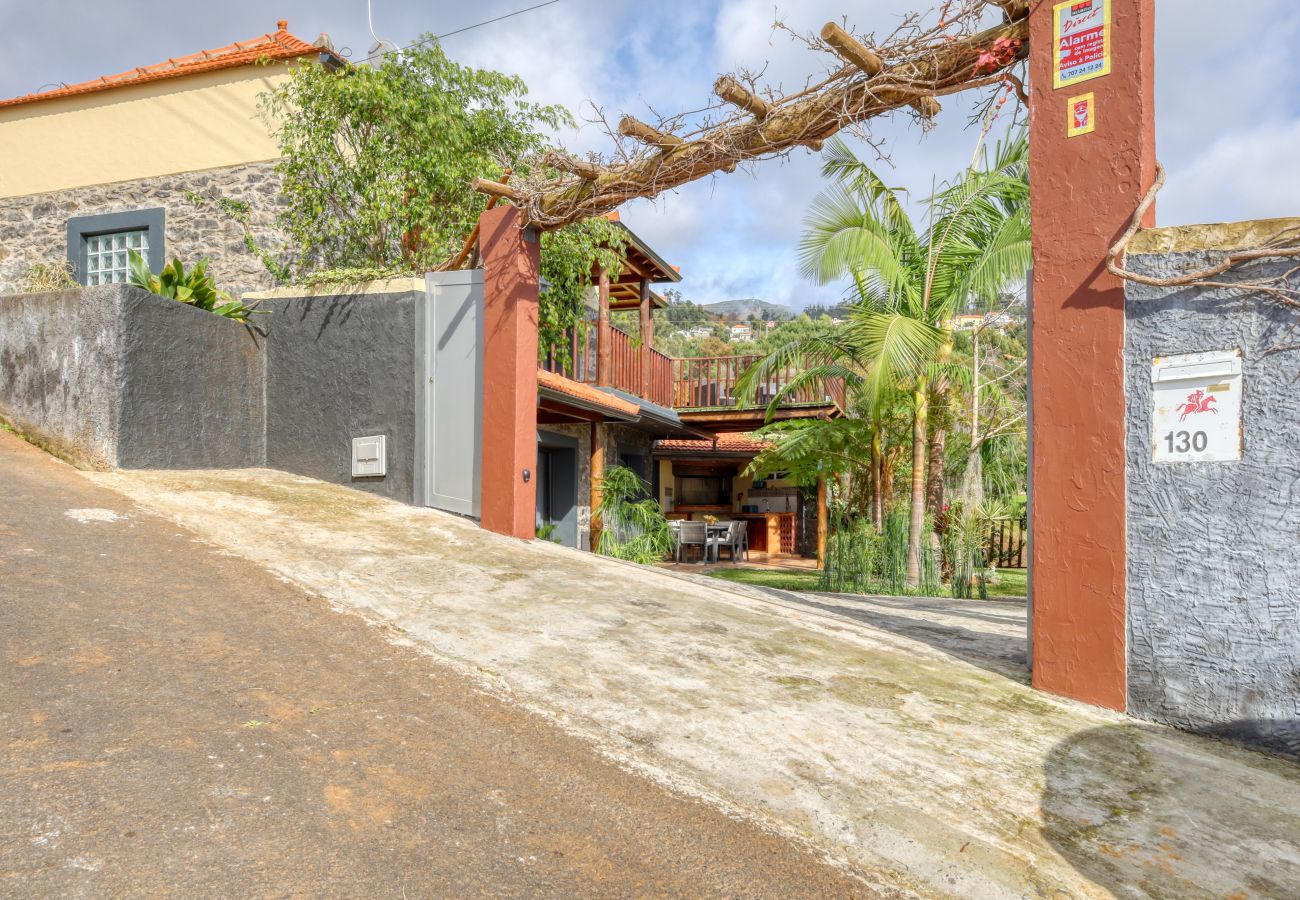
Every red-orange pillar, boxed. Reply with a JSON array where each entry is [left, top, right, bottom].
[[1028, 0, 1156, 710], [479, 205, 540, 540]]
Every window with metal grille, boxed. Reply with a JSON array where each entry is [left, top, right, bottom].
[[85, 230, 149, 285]]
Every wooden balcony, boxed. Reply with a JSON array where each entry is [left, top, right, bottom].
[[672, 355, 844, 411], [546, 323, 675, 410], [545, 325, 844, 425]]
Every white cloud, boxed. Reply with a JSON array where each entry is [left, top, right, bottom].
[[1, 0, 1297, 305], [1162, 118, 1300, 226]]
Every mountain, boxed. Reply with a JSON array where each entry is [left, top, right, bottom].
[[701, 298, 795, 320]]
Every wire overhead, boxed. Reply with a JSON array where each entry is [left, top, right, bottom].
[[359, 0, 563, 63]]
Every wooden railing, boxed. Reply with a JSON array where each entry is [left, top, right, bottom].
[[545, 331, 842, 413], [543, 323, 675, 409], [671, 355, 842, 410], [647, 347, 674, 409]]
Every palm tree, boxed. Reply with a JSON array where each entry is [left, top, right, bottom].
[[740, 130, 1029, 587]]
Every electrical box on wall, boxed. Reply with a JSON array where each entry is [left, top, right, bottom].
[[1151, 349, 1243, 464], [352, 435, 387, 477]]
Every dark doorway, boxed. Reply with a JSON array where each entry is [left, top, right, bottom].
[[537, 431, 579, 548]]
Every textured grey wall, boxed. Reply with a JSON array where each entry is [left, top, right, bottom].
[[117, 291, 264, 469], [1125, 253, 1300, 757], [0, 162, 286, 298], [0, 285, 123, 467], [262, 292, 419, 504], [0, 285, 262, 470]]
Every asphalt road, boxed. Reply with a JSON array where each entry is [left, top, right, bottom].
[[0, 431, 868, 898]]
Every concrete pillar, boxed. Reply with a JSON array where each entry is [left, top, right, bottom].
[[479, 205, 541, 541], [1028, 0, 1156, 710]]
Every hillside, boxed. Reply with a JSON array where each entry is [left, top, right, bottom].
[[701, 298, 795, 320]]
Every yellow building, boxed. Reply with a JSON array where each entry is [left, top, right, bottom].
[[0, 22, 334, 295]]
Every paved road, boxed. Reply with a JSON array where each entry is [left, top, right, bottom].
[[0, 431, 867, 898]]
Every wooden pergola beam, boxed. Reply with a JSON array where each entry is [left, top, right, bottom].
[[618, 115, 684, 149], [714, 75, 772, 119], [543, 150, 602, 181], [472, 177, 521, 203], [819, 22, 884, 76], [482, 12, 1028, 229], [820, 21, 941, 118]]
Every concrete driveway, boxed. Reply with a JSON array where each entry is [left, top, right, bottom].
[[76, 458, 1300, 898], [0, 431, 866, 898]]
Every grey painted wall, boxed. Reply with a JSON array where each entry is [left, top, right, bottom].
[[262, 291, 420, 504], [1125, 253, 1300, 757], [117, 290, 264, 469], [0, 285, 262, 469], [0, 286, 123, 467]]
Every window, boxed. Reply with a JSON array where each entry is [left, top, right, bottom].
[[66, 208, 164, 286], [85, 230, 148, 285]]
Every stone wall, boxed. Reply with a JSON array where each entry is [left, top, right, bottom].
[[1124, 224, 1300, 758], [0, 161, 287, 298]]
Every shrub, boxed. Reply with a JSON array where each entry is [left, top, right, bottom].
[[594, 465, 675, 564], [127, 250, 260, 321], [20, 261, 77, 293]]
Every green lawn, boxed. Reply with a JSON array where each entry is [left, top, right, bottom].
[[985, 568, 1028, 598], [705, 566, 1028, 599], [705, 567, 825, 592]]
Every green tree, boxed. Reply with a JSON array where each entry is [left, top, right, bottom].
[[262, 39, 625, 362], [741, 130, 1030, 586], [263, 39, 569, 272]]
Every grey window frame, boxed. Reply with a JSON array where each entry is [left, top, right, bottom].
[[66, 208, 165, 285]]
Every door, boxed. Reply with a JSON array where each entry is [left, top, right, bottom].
[[537, 431, 579, 548], [418, 271, 483, 517]]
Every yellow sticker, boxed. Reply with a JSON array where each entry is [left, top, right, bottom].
[[1067, 93, 1096, 137], [1053, 0, 1112, 90]]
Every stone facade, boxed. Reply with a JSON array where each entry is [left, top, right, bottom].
[[0, 161, 288, 298], [1124, 244, 1300, 758]]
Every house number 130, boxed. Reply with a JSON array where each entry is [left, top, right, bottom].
[[1164, 430, 1208, 453]]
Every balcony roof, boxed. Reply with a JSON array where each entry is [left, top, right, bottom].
[[600, 216, 681, 309]]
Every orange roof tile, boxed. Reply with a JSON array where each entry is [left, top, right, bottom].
[[0, 22, 324, 110], [653, 433, 771, 454], [538, 369, 641, 417]]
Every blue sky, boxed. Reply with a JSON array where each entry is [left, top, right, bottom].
[[3, 0, 1298, 308]]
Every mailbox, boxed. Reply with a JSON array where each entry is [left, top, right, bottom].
[[1150, 349, 1243, 464]]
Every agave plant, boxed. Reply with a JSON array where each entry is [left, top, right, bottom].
[[127, 250, 260, 321]]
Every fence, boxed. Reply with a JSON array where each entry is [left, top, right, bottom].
[[985, 517, 1027, 568]]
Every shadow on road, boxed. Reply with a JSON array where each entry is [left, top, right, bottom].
[[1041, 722, 1300, 898], [727, 582, 1029, 681]]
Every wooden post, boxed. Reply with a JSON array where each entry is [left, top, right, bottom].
[[478, 205, 540, 541], [590, 421, 605, 551], [816, 476, 828, 569], [596, 266, 612, 387], [639, 279, 653, 399], [1028, 0, 1156, 711]]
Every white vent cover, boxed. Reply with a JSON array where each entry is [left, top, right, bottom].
[[352, 435, 387, 477]]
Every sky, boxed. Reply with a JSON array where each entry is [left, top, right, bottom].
[[2, 0, 1298, 309]]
